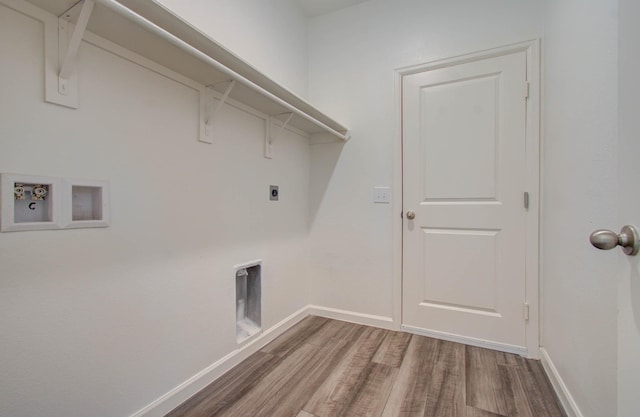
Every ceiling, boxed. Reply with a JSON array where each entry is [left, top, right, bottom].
[[294, 0, 370, 17]]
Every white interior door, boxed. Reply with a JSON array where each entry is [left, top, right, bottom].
[[402, 50, 529, 351]]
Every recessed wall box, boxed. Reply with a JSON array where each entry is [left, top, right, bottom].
[[235, 260, 262, 344], [1, 174, 110, 232], [63, 179, 110, 229], [1, 174, 63, 232]]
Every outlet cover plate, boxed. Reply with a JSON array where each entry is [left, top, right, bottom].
[[270, 185, 279, 201], [373, 186, 391, 204]]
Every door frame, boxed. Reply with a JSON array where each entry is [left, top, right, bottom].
[[391, 40, 541, 358]]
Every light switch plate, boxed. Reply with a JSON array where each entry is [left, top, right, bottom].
[[373, 186, 391, 203]]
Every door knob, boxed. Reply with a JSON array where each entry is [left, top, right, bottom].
[[589, 225, 640, 256], [406, 211, 416, 220]]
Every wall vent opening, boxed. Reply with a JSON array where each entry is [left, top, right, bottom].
[[236, 262, 261, 343]]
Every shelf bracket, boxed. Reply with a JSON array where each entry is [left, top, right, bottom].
[[265, 112, 294, 159], [58, 0, 94, 95], [200, 80, 236, 144]]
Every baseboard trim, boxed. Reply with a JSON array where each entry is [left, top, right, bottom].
[[128, 306, 310, 417], [401, 324, 528, 356], [307, 305, 395, 329], [539, 347, 584, 417]]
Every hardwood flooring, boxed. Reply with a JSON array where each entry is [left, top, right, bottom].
[[165, 317, 565, 417]]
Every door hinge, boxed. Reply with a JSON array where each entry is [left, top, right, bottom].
[[524, 303, 530, 321], [524, 81, 530, 99], [524, 192, 530, 210]]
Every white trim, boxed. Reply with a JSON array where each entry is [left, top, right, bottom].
[[393, 39, 541, 357], [523, 39, 542, 359], [396, 40, 539, 76], [307, 305, 394, 330], [402, 324, 528, 356], [128, 306, 309, 417], [391, 67, 403, 331], [539, 348, 584, 417]]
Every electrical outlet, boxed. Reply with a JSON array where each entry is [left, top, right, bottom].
[[269, 185, 279, 201], [373, 186, 391, 203]]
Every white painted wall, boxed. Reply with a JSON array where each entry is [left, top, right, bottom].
[[307, 0, 543, 320], [618, 1, 640, 416], [157, 0, 309, 97], [542, 0, 618, 416], [0, 4, 311, 417], [1, 1, 631, 416]]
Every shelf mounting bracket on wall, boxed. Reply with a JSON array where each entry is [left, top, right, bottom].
[[58, 0, 94, 96], [200, 79, 236, 144], [265, 112, 294, 159], [44, 0, 94, 108]]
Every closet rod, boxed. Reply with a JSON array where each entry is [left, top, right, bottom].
[[93, 0, 350, 141]]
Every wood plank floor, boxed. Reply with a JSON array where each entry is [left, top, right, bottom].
[[165, 317, 565, 417]]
